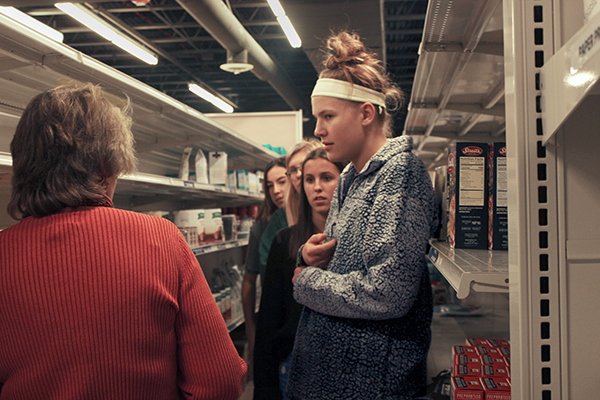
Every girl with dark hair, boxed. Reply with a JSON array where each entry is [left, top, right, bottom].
[[253, 148, 345, 400], [287, 31, 438, 400], [241, 156, 287, 377]]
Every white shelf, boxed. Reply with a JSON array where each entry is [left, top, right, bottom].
[[0, 14, 278, 174], [115, 171, 263, 210], [226, 314, 245, 333], [192, 238, 249, 256], [541, 9, 600, 144], [428, 240, 508, 299]]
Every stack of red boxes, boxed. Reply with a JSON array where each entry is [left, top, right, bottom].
[[451, 338, 511, 399]]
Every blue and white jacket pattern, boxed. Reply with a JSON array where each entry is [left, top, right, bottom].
[[286, 136, 438, 400]]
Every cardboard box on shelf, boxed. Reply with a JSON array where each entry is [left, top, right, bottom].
[[451, 376, 484, 400], [447, 142, 489, 249], [209, 151, 228, 185], [488, 143, 508, 250], [480, 377, 511, 400]]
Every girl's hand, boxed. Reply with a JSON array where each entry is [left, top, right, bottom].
[[302, 233, 337, 269]]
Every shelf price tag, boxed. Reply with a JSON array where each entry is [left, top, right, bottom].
[[428, 247, 441, 268], [570, 16, 600, 73], [193, 247, 209, 255], [183, 181, 195, 188], [217, 243, 228, 250]]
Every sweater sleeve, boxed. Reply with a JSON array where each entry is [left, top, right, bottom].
[[293, 156, 437, 320], [174, 233, 247, 399]]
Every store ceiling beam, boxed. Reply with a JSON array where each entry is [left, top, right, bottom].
[[176, 0, 306, 112], [82, 3, 238, 111]]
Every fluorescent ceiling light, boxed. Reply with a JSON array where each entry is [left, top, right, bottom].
[[277, 16, 302, 49], [266, 0, 285, 17], [55, 3, 158, 65], [188, 83, 234, 113], [0, 6, 64, 42], [266, 0, 301, 48]]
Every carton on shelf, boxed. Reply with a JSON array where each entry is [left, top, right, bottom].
[[173, 209, 205, 245], [447, 142, 489, 249], [488, 143, 508, 250], [204, 208, 223, 243], [451, 376, 484, 400], [209, 151, 228, 185], [479, 377, 511, 400]]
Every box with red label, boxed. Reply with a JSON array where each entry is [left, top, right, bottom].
[[487, 339, 509, 348], [498, 346, 511, 357], [453, 345, 477, 360], [454, 353, 482, 378], [451, 376, 484, 400], [475, 346, 500, 357], [466, 338, 490, 347], [481, 364, 509, 379], [480, 377, 511, 400], [454, 363, 482, 378], [487, 142, 508, 250], [480, 355, 508, 369], [447, 142, 489, 249]]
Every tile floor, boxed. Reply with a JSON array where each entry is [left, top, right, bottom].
[[238, 290, 510, 399]]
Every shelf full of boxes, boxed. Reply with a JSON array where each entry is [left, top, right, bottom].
[[0, 14, 282, 332]]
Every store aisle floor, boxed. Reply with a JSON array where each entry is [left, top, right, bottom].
[[238, 291, 510, 399]]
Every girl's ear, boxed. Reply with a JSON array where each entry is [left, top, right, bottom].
[[360, 102, 377, 126]]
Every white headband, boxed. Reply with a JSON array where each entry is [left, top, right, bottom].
[[311, 78, 386, 109]]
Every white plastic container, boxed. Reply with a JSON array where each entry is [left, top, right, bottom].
[[173, 209, 206, 245], [204, 208, 223, 243]]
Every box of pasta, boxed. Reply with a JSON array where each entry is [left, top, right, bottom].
[[480, 377, 511, 400], [447, 142, 489, 249], [451, 376, 484, 400], [487, 143, 508, 250]]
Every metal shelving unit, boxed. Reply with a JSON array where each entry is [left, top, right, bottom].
[[412, 0, 600, 398], [411, 0, 509, 297], [192, 238, 249, 257], [0, 15, 275, 335], [428, 240, 508, 299]]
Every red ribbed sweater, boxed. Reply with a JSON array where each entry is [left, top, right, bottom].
[[0, 206, 246, 399]]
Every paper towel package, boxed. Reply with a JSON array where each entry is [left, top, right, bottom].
[[209, 151, 228, 185]]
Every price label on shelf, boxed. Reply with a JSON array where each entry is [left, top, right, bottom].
[[428, 247, 441, 268]]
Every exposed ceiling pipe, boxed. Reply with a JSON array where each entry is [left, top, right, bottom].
[[176, 0, 306, 111]]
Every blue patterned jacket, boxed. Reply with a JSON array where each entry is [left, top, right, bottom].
[[287, 136, 438, 400]]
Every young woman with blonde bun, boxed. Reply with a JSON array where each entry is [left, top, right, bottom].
[[287, 31, 438, 400]]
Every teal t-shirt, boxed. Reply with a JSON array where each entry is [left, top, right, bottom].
[[258, 207, 288, 286]]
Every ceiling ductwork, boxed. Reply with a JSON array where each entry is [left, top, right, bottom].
[[176, 0, 306, 111]]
